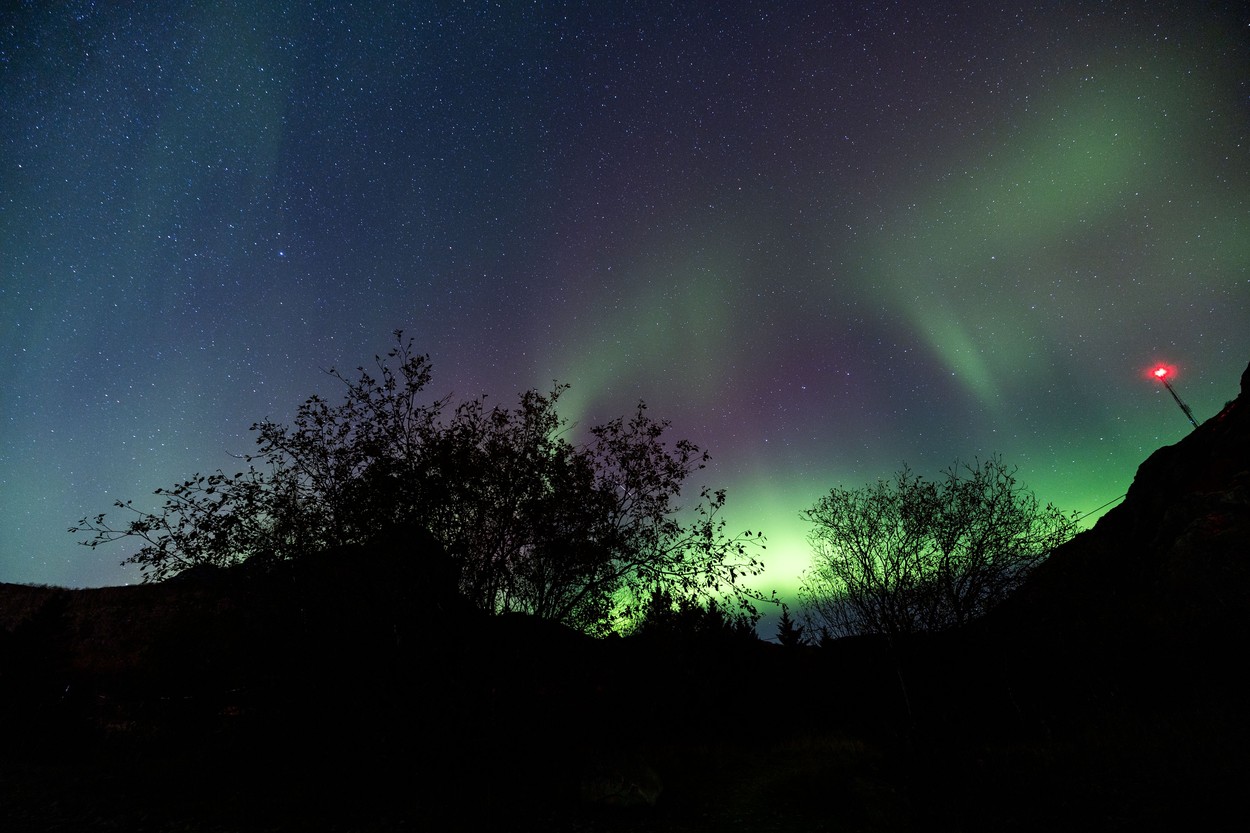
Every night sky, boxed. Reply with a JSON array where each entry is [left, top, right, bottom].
[[3, 2, 1247, 604]]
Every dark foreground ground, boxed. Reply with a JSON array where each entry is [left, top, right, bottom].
[[2, 717, 1243, 832], [2, 621, 1244, 833]]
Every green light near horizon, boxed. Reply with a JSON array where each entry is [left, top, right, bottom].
[[713, 450, 1136, 606]]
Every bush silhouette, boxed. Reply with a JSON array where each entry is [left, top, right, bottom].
[[73, 331, 767, 634], [799, 456, 1076, 638]]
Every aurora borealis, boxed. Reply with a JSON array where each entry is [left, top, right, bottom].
[[2, 2, 1247, 609]]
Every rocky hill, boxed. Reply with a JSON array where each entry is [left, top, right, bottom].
[[989, 360, 1250, 702]]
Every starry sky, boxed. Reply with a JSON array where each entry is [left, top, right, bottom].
[[2, 2, 1247, 605]]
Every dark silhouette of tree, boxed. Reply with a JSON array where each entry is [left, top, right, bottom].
[[72, 331, 767, 634], [68, 467, 278, 580], [775, 603, 805, 647], [629, 587, 759, 640], [798, 456, 1077, 639], [582, 403, 769, 630], [72, 336, 443, 578]]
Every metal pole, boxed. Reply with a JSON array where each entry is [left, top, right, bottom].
[[1161, 378, 1199, 429]]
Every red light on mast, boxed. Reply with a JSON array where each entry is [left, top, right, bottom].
[[1147, 361, 1198, 429], [1146, 363, 1178, 383]]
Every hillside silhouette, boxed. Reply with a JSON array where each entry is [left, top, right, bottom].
[[3, 361, 1248, 831]]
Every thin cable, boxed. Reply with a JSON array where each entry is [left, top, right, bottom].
[[1074, 494, 1127, 525]]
